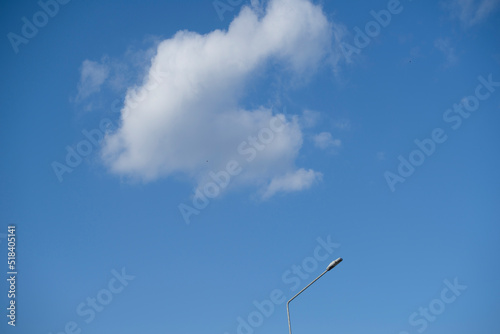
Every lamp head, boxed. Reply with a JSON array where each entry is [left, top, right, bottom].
[[326, 257, 343, 271]]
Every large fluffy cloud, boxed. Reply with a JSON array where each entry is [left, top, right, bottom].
[[101, 0, 344, 197]]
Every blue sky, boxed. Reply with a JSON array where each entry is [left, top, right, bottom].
[[1, 0, 499, 333]]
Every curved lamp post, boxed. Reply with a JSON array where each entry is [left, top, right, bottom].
[[286, 257, 343, 334]]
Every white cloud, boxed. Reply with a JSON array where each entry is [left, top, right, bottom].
[[100, 0, 344, 197], [262, 168, 323, 199], [434, 38, 458, 67], [76, 60, 110, 101], [445, 0, 500, 26], [313, 132, 341, 150]]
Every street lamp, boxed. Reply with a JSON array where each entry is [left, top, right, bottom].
[[286, 257, 343, 334]]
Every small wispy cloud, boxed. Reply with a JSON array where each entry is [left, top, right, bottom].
[[333, 118, 351, 130], [434, 38, 458, 67], [444, 0, 500, 27], [76, 60, 110, 102], [262, 168, 323, 199], [300, 109, 321, 128], [73, 41, 160, 110], [313, 132, 341, 150]]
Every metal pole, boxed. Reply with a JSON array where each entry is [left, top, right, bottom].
[[286, 258, 342, 334]]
